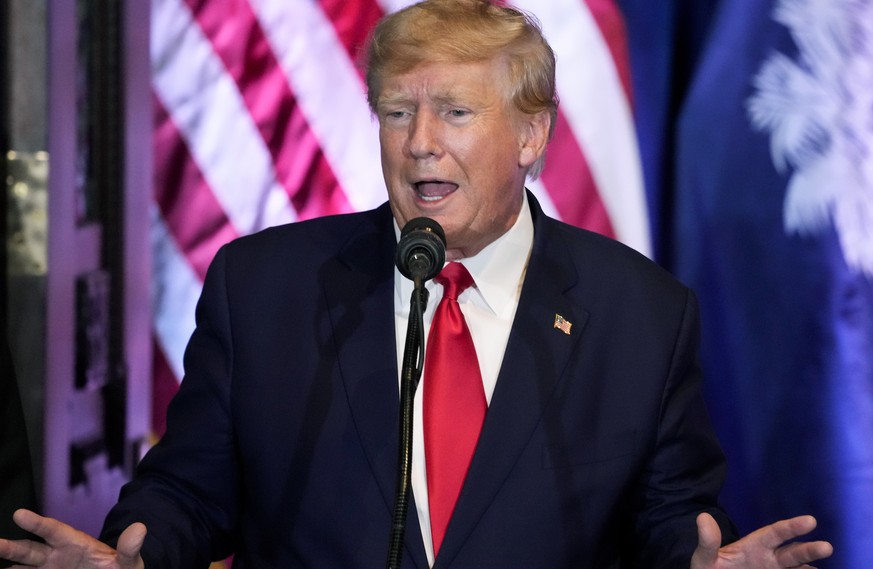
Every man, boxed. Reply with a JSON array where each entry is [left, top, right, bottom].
[[0, 1, 832, 567]]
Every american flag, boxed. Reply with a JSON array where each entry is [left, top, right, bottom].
[[149, 0, 649, 433], [553, 314, 573, 336]]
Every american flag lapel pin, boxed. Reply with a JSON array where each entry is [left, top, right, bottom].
[[553, 314, 572, 335]]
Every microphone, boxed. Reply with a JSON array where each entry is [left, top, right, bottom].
[[387, 217, 445, 568], [395, 217, 446, 282]]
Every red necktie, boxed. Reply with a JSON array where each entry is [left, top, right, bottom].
[[424, 262, 486, 556]]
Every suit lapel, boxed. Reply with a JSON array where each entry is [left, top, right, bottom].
[[434, 196, 591, 567], [320, 204, 428, 568]]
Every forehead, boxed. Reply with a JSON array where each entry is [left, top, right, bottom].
[[376, 58, 510, 105]]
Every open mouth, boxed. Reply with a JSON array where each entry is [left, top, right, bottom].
[[414, 180, 458, 202]]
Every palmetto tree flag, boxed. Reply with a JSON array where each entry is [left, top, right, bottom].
[[671, 0, 873, 565], [149, 0, 648, 434]]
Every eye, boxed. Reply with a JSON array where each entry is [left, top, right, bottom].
[[380, 109, 411, 126], [449, 109, 469, 118]]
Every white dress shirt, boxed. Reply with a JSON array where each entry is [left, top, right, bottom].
[[394, 192, 534, 566]]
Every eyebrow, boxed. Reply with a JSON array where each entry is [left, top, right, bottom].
[[376, 94, 413, 109], [378, 90, 478, 112]]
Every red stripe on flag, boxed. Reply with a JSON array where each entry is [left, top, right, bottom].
[[319, 0, 385, 69], [584, 0, 634, 104], [541, 111, 616, 237], [154, 93, 240, 280], [186, 0, 353, 219]]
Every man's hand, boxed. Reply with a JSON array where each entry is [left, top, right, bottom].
[[691, 512, 834, 569], [0, 509, 145, 569]]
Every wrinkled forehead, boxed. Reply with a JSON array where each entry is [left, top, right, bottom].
[[373, 54, 515, 107]]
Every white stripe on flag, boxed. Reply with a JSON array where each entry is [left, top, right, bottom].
[[251, 0, 387, 212], [376, 0, 416, 13], [151, 206, 200, 380], [525, 179, 561, 219], [151, 0, 297, 234]]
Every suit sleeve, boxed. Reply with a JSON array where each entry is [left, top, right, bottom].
[[100, 246, 239, 568], [628, 289, 737, 567], [0, 340, 38, 565]]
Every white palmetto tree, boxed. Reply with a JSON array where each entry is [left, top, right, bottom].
[[747, 0, 873, 277]]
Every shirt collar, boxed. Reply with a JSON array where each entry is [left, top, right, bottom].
[[394, 191, 534, 317]]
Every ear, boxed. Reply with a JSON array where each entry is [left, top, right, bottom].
[[517, 110, 551, 169]]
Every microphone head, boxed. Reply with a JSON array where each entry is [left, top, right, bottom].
[[395, 217, 446, 282]]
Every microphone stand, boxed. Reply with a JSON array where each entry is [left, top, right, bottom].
[[386, 276, 429, 569]]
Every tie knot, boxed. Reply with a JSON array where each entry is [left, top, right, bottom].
[[435, 262, 474, 300]]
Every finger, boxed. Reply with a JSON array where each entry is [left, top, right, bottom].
[[690, 513, 722, 569], [757, 515, 818, 550], [116, 523, 147, 568], [697, 513, 723, 551], [3, 510, 53, 565], [775, 539, 834, 567], [11, 509, 80, 546], [0, 536, 51, 566], [10, 509, 40, 532]]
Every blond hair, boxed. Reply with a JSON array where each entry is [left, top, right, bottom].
[[365, 0, 558, 178]]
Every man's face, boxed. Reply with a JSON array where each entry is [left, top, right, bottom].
[[377, 58, 547, 261]]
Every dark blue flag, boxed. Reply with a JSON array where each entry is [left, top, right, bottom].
[[651, 0, 873, 566]]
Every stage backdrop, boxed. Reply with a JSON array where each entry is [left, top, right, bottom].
[[149, 1, 872, 567]]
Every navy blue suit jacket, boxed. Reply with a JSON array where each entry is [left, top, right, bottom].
[[102, 194, 734, 567], [1, 340, 38, 568]]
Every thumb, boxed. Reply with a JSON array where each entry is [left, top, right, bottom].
[[690, 512, 722, 569], [116, 522, 147, 569]]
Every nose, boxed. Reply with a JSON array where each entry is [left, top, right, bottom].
[[406, 111, 442, 159]]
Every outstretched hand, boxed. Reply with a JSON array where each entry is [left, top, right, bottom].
[[0, 509, 145, 569], [691, 512, 833, 569]]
